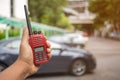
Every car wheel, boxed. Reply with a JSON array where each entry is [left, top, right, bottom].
[[70, 59, 87, 76], [0, 64, 7, 72]]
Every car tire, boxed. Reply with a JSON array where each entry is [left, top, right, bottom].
[[70, 59, 87, 76], [0, 64, 7, 72]]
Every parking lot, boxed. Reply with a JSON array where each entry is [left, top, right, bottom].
[[27, 37, 120, 80]]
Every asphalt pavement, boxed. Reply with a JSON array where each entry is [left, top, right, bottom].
[[27, 37, 120, 80]]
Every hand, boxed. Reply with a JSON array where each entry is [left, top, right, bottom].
[[18, 27, 51, 76]]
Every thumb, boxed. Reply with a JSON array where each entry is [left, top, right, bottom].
[[21, 27, 29, 43]]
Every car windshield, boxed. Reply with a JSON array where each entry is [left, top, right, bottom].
[[48, 41, 62, 49], [5, 40, 21, 49], [0, 38, 63, 50], [0, 38, 21, 49], [0, 39, 7, 45]]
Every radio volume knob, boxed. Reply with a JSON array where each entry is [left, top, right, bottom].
[[38, 31, 41, 34]]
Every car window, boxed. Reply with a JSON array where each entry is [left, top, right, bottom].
[[49, 41, 62, 49], [5, 40, 21, 49]]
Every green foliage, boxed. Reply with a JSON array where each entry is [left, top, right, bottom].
[[0, 28, 20, 40], [28, 0, 73, 29], [88, 0, 120, 29], [9, 28, 20, 37], [56, 14, 74, 29], [0, 31, 5, 40]]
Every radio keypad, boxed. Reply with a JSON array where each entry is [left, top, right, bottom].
[[35, 51, 47, 62], [43, 52, 47, 60], [35, 53, 40, 62], [39, 53, 43, 61]]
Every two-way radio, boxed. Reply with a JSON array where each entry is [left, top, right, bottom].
[[24, 5, 49, 65]]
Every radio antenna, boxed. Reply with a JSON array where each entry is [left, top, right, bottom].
[[24, 5, 32, 35]]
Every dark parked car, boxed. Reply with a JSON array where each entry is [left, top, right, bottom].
[[0, 38, 96, 76]]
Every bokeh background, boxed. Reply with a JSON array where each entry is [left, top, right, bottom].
[[0, 0, 120, 80]]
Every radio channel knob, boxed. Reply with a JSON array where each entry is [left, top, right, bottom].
[[33, 31, 37, 34]]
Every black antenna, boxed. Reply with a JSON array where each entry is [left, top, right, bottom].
[[24, 5, 32, 35]]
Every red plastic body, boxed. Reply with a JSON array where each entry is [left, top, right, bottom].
[[29, 33, 49, 65]]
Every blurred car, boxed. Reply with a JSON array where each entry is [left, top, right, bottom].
[[109, 32, 120, 40], [0, 38, 96, 76], [49, 31, 89, 48]]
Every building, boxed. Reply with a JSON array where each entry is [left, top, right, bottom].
[[0, 0, 28, 31], [0, 0, 28, 39], [64, 0, 95, 34], [0, 0, 28, 19], [66, 0, 95, 24]]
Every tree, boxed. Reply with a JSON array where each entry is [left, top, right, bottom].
[[28, 0, 73, 29], [88, 0, 120, 31]]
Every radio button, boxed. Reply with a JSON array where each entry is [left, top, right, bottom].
[[38, 31, 41, 34], [33, 31, 37, 34]]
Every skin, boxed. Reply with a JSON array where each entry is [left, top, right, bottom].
[[0, 27, 51, 80]]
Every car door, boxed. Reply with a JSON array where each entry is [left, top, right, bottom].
[[38, 48, 72, 74]]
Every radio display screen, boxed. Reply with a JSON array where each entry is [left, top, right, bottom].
[[34, 46, 44, 52]]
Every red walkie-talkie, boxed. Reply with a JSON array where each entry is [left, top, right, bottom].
[[24, 5, 49, 65]]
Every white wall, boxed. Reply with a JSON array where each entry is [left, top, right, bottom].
[[0, 0, 28, 19], [0, 0, 11, 17], [14, 0, 28, 19]]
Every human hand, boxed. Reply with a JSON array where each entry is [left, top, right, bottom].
[[18, 27, 51, 76]]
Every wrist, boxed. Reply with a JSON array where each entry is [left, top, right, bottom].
[[15, 59, 32, 78], [0, 59, 32, 80]]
